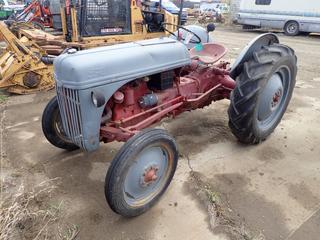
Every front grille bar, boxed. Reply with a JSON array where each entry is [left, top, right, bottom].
[[56, 86, 84, 148]]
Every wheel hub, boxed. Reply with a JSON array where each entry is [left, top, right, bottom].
[[287, 23, 297, 34], [142, 166, 159, 186], [23, 72, 41, 88], [271, 89, 283, 109], [258, 73, 284, 121], [123, 146, 169, 205]]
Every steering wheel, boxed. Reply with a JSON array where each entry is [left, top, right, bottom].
[[162, 23, 202, 44]]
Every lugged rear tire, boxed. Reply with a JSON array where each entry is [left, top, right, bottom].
[[228, 44, 297, 144]]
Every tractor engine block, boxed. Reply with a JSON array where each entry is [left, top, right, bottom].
[[107, 63, 234, 128]]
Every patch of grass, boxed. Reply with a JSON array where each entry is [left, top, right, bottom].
[[0, 94, 8, 103], [205, 187, 221, 204], [58, 224, 79, 240], [0, 178, 64, 240], [187, 170, 265, 240]]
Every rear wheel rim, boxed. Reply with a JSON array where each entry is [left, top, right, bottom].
[[257, 66, 291, 131], [123, 144, 172, 207]]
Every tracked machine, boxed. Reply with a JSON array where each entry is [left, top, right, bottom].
[[42, 22, 298, 217]]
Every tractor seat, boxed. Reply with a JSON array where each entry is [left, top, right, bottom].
[[189, 43, 227, 64]]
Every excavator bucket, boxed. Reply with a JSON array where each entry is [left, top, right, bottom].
[[0, 22, 54, 94]]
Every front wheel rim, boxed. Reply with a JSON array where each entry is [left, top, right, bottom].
[[123, 144, 173, 207]]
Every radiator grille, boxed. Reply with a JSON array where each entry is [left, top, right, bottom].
[[56, 86, 84, 149]]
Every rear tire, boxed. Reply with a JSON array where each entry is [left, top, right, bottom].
[[105, 129, 178, 217], [284, 21, 300, 36], [42, 96, 79, 151], [228, 44, 297, 144]]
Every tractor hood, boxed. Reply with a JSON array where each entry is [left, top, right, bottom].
[[54, 38, 191, 90]]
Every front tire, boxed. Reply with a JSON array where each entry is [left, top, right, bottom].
[[105, 129, 178, 217], [284, 21, 300, 36], [42, 96, 79, 151], [228, 44, 297, 144]]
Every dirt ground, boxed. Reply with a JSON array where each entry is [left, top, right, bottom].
[[1, 27, 320, 240]]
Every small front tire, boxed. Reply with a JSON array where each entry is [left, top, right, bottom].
[[105, 129, 178, 217], [42, 96, 79, 151]]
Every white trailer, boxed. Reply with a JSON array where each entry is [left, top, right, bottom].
[[236, 0, 320, 36]]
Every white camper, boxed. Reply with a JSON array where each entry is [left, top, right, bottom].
[[236, 0, 320, 36]]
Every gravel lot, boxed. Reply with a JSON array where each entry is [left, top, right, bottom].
[[1, 27, 320, 240]]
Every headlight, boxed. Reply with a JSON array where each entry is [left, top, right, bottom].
[[92, 94, 98, 106], [91, 91, 105, 108]]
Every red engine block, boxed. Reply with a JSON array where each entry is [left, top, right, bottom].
[[100, 62, 236, 142]]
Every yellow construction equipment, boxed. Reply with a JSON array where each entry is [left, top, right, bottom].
[[0, 0, 180, 94], [10, 0, 179, 52], [0, 22, 54, 94]]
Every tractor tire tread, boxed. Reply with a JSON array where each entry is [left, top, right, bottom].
[[228, 43, 297, 144]]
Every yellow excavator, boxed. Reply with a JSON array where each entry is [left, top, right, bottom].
[[0, 0, 180, 94]]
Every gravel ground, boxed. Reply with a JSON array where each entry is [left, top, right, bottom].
[[1, 27, 320, 240]]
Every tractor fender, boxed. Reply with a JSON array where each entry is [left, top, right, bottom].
[[230, 33, 279, 79]]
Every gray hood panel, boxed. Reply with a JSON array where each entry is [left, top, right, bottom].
[[54, 38, 191, 89]]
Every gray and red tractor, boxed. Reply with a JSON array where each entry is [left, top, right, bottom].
[[42, 24, 297, 217]]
